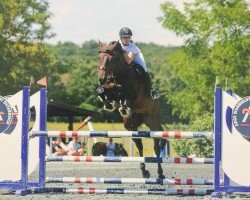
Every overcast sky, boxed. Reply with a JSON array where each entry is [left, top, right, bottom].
[[46, 0, 188, 46]]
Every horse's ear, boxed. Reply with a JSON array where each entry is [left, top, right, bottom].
[[115, 40, 122, 50], [109, 41, 118, 50], [116, 40, 120, 47], [117, 40, 122, 47], [98, 39, 105, 50]]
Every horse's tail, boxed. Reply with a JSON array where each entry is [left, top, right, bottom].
[[155, 99, 170, 131], [156, 102, 171, 156], [161, 120, 170, 131]]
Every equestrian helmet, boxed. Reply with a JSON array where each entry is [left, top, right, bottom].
[[119, 27, 133, 37]]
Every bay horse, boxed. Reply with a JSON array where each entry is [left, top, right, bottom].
[[96, 40, 169, 179]]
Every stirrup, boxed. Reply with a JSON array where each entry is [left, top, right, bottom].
[[150, 89, 160, 100]]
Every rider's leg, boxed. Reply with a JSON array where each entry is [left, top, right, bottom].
[[144, 72, 152, 96], [133, 64, 160, 100], [144, 72, 160, 100]]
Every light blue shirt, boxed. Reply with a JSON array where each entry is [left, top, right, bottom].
[[121, 42, 147, 72], [106, 142, 115, 157]]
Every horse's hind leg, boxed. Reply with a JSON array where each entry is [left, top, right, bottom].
[[132, 138, 150, 178], [123, 114, 150, 178], [153, 138, 165, 179], [145, 116, 167, 179]]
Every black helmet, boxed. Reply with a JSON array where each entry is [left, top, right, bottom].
[[119, 27, 133, 37]]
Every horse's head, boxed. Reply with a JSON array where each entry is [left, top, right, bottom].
[[96, 40, 132, 118], [97, 40, 126, 86]]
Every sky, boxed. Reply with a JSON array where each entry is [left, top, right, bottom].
[[46, 0, 188, 46]]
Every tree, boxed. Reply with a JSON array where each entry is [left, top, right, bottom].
[[158, 0, 249, 156], [0, 0, 55, 95], [158, 0, 250, 122]]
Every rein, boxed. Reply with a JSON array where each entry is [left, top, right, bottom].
[[98, 55, 108, 71], [98, 49, 114, 56]]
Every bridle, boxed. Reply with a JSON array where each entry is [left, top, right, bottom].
[[98, 49, 114, 56], [98, 54, 107, 71], [98, 49, 114, 70]]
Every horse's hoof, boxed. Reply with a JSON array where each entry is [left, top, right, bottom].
[[143, 170, 150, 178]]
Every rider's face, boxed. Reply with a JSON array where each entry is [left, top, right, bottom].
[[120, 36, 131, 45]]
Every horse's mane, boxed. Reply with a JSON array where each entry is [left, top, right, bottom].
[[102, 41, 131, 80]]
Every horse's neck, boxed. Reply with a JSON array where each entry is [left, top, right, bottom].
[[120, 66, 144, 98], [113, 52, 130, 77], [113, 51, 145, 99], [116, 51, 128, 68], [115, 63, 134, 84]]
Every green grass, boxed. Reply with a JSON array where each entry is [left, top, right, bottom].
[[47, 122, 190, 157]]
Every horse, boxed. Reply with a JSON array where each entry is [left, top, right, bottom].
[[92, 142, 128, 156], [96, 40, 170, 179]]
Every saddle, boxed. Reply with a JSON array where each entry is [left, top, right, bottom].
[[131, 63, 146, 82]]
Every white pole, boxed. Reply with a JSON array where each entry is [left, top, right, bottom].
[[129, 138, 134, 157], [50, 138, 53, 156], [87, 121, 96, 156], [87, 121, 97, 143]]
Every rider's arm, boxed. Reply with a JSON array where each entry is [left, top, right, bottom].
[[123, 52, 136, 64]]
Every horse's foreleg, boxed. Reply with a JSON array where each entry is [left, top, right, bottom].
[[146, 114, 167, 179], [119, 99, 132, 118], [97, 91, 116, 112]]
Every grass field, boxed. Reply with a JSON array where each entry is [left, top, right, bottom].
[[47, 122, 190, 157]]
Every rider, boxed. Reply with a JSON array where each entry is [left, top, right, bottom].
[[119, 27, 160, 100]]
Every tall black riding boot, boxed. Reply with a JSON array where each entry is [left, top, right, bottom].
[[144, 72, 160, 100], [144, 72, 152, 96]]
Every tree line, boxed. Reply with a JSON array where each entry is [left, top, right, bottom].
[[0, 0, 249, 130]]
